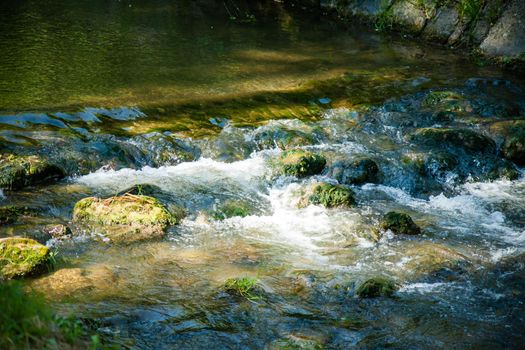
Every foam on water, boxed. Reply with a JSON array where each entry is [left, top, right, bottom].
[[76, 155, 269, 195]]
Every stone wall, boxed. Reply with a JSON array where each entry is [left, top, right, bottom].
[[317, 0, 524, 68]]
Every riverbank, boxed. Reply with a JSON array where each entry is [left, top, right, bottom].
[[298, 0, 525, 72]]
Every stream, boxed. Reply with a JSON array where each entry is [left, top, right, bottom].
[[1, 0, 524, 349]]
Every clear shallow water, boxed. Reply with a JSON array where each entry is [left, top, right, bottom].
[[1, 1, 525, 349]]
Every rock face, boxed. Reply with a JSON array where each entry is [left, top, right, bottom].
[[320, 0, 525, 66], [480, 0, 525, 57], [0, 154, 65, 190], [0, 237, 51, 279], [356, 277, 398, 298], [275, 149, 326, 177], [72, 194, 176, 243], [308, 183, 356, 208], [380, 211, 420, 235]]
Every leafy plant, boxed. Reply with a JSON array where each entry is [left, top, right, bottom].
[[224, 277, 262, 302]]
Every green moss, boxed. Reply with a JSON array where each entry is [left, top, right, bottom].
[[0, 154, 65, 190], [0, 237, 51, 280], [356, 277, 398, 298], [410, 128, 496, 154], [276, 149, 326, 177], [72, 194, 177, 243], [224, 277, 262, 301], [212, 200, 253, 220], [309, 183, 356, 208], [380, 211, 421, 235], [422, 90, 464, 109]]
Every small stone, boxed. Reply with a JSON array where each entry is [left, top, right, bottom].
[[275, 149, 326, 178], [356, 277, 398, 298], [380, 211, 421, 235]]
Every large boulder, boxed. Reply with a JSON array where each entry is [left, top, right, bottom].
[[274, 149, 326, 178], [0, 154, 65, 190], [72, 194, 177, 243], [0, 237, 51, 279], [410, 128, 496, 155]]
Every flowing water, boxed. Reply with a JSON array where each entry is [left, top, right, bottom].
[[1, 1, 525, 349]]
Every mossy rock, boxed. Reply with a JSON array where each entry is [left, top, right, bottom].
[[0, 154, 65, 190], [329, 157, 379, 185], [356, 277, 398, 298], [275, 149, 326, 178], [380, 211, 421, 235], [72, 194, 177, 243], [0, 206, 31, 225], [211, 199, 254, 220], [308, 183, 356, 208], [410, 128, 496, 154], [490, 120, 525, 166], [0, 237, 51, 280]]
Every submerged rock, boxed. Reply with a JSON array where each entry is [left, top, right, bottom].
[[269, 334, 323, 350], [402, 242, 468, 278], [380, 211, 420, 235], [211, 199, 255, 220], [0, 154, 65, 190], [307, 183, 356, 208], [116, 183, 163, 197], [274, 149, 326, 178], [0, 206, 30, 225], [410, 128, 496, 155], [490, 120, 525, 166], [72, 194, 177, 243], [253, 125, 319, 150], [31, 264, 120, 300], [356, 277, 398, 298], [328, 157, 379, 185], [0, 237, 51, 279]]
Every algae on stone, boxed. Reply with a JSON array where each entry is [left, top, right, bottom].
[[0, 237, 51, 280], [72, 194, 176, 243], [380, 211, 421, 235], [356, 277, 398, 298], [0, 154, 65, 190], [212, 199, 254, 220], [308, 183, 356, 208], [275, 149, 326, 177]]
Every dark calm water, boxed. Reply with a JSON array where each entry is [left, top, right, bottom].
[[1, 1, 525, 349]]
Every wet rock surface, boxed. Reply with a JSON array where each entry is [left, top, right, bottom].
[[72, 194, 177, 243], [0, 237, 50, 279]]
